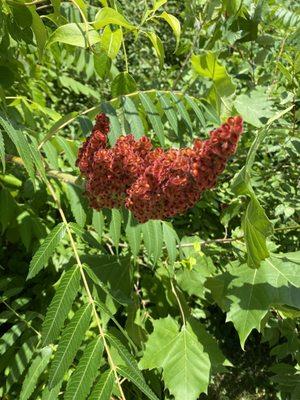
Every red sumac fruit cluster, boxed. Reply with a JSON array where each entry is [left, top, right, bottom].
[[76, 113, 243, 222]]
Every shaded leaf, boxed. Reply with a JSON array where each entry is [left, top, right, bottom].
[[139, 93, 164, 146], [20, 347, 52, 400]]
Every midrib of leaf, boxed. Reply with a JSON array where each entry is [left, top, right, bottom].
[[49, 303, 91, 387], [28, 223, 66, 279], [42, 266, 80, 345], [66, 337, 103, 400]]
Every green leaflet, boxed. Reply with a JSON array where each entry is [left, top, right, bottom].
[[20, 347, 52, 400], [234, 88, 274, 127], [206, 252, 300, 349], [125, 212, 142, 258], [157, 92, 178, 135], [142, 220, 163, 265], [139, 93, 165, 146], [139, 316, 211, 400], [159, 11, 181, 51], [89, 370, 114, 400], [109, 208, 122, 250], [170, 92, 193, 135], [101, 102, 122, 146], [92, 210, 104, 239], [64, 183, 87, 228], [123, 96, 144, 139], [0, 116, 35, 185], [27, 222, 67, 280], [48, 303, 92, 388], [64, 337, 104, 400], [41, 381, 62, 400], [243, 196, 273, 268], [42, 266, 80, 346], [185, 95, 206, 129], [162, 221, 179, 265], [147, 32, 165, 68]]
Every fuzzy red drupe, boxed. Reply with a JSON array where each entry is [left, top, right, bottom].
[[76, 113, 243, 223]]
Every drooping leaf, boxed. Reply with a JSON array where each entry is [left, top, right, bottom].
[[139, 93, 165, 146], [157, 92, 178, 135], [20, 347, 52, 400], [142, 220, 163, 264], [64, 337, 104, 400], [170, 92, 193, 135], [243, 196, 273, 268], [64, 184, 87, 228], [101, 102, 122, 146], [48, 303, 92, 388], [28, 7, 48, 60], [123, 96, 144, 139], [89, 370, 114, 400], [27, 223, 67, 280], [185, 96, 206, 129], [139, 316, 211, 399], [147, 32, 165, 68], [159, 12, 181, 50], [42, 266, 80, 346], [109, 209, 122, 250], [0, 116, 35, 184], [94, 51, 111, 79]]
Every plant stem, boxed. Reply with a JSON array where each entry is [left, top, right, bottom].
[[44, 179, 126, 400]]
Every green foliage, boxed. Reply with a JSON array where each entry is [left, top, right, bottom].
[[0, 0, 299, 399]]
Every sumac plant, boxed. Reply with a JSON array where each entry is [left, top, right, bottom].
[[0, 1, 299, 400]]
